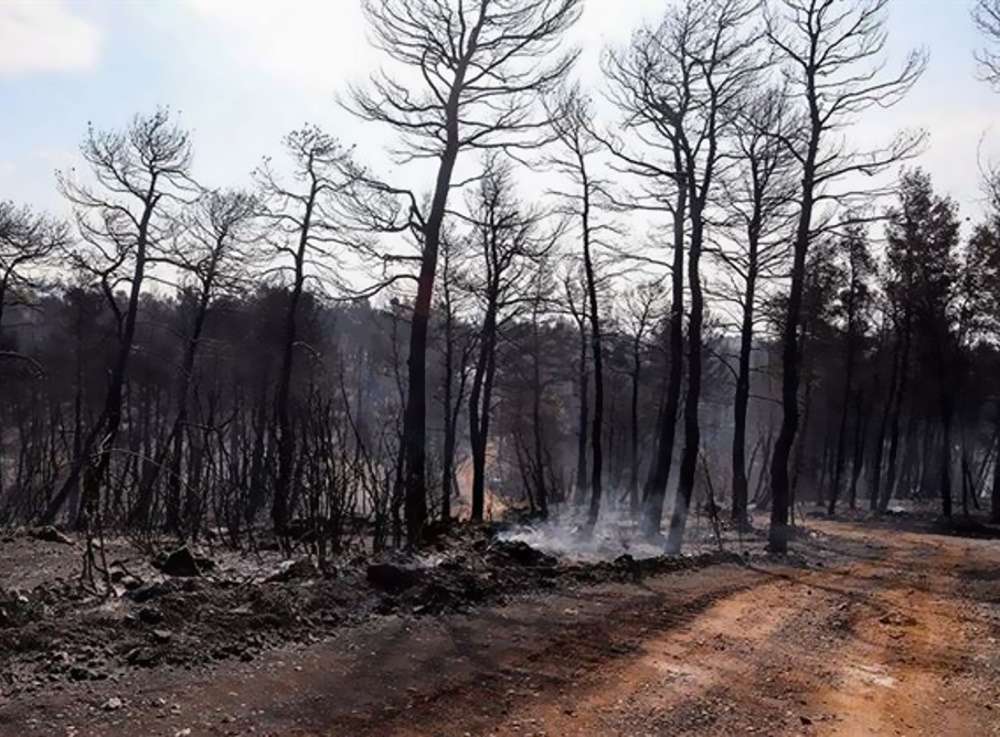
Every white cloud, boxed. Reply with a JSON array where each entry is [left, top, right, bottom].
[[0, 1, 101, 77], [183, 0, 375, 94]]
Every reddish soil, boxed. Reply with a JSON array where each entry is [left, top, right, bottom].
[[3, 518, 1000, 736]]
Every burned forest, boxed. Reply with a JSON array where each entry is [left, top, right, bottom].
[[3, 1, 1000, 735]]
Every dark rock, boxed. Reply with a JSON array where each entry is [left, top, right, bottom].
[[366, 563, 423, 593], [488, 540, 558, 568], [31, 526, 74, 545], [138, 607, 163, 625], [613, 553, 637, 567], [126, 647, 158, 667], [69, 665, 95, 681], [437, 556, 466, 571], [266, 558, 319, 583], [159, 547, 201, 577], [130, 583, 169, 604], [110, 569, 143, 591]]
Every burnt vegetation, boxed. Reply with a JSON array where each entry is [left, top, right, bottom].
[[2, 0, 1000, 593]]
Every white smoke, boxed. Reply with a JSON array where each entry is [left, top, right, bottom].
[[495, 501, 705, 562]]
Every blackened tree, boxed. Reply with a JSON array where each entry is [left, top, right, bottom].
[[351, 0, 582, 544]]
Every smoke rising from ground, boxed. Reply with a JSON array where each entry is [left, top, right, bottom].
[[495, 495, 724, 562]]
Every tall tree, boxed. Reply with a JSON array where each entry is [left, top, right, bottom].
[[827, 222, 874, 513], [256, 128, 354, 536], [41, 110, 193, 527], [603, 12, 690, 540], [563, 269, 590, 506], [352, 0, 581, 544], [548, 86, 608, 530], [606, 0, 762, 550], [464, 157, 550, 521], [130, 189, 258, 531], [884, 169, 961, 518], [620, 281, 662, 518], [437, 230, 473, 524], [715, 86, 797, 528], [666, 0, 762, 554], [764, 0, 925, 552], [965, 218, 1000, 521], [0, 203, 68, 335]]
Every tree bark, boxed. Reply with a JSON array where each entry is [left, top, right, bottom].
[[731, 268, 756, 528], [581, 164, 604, 530], [667, 210, 705, 553], [641, 183, 686, 539], [41, 184, 161, 528]]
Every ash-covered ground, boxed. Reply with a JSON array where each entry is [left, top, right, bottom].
[[0, 515, 753, 703]]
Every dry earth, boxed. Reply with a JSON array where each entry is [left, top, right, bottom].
[[2, 517, 1000, 736]]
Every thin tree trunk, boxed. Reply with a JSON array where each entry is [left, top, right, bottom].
[[880, 328, 911, 512], [991, 417, 1000, 524], [581, 165, 603, 530], [41, 184, 159, 528], [641, 182, 686, 539], [469, 304, 498, 522], [731, 270, 755, 528], [828, 325, 857, 513], [667, 210, 705, 553], [628, 348, 641, 520], [848, 389, 869, 509], [574, 317, 588, 506]]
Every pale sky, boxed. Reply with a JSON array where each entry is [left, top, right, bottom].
[[0, 0, 998, 225]]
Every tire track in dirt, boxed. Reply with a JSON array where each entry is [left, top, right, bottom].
[[379, 523, 1000, 737], [340, 566, 769, 737], [800, 526, 1000, 736], [8, 521, 1000, 736]]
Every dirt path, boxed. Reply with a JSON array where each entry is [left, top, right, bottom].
[[5, 520, 1000, 736]]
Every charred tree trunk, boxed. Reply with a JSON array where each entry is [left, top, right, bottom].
[[439, 248, 465, 525], [940, 396, 954, 520], [667, 210, 705, 554], [869, 336, 897, 510], [770, 189, 813, 551], [272, 188, 314, 537], [574, 315, 589, 506], [880, 328, 911, 512], [848, 389, 869, 509], [41, 182, 161, 528], [628, 340, 642, 519], [828, 333, 857, 514], [731, 266, 756, 528], [641, 184, 686, 539], [469, 305, 498, 522], [401, 119, 463, 543], [581, 167, 604, 530], [531, 307, 549, 519]]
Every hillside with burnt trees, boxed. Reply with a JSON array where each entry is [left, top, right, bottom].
[[3, 1, 1000, 735]]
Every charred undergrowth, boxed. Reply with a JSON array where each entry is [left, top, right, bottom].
[[0, 523, 745, 697]]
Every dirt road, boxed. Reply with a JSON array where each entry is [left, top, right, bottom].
[[7, 519, 1000, 736]]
